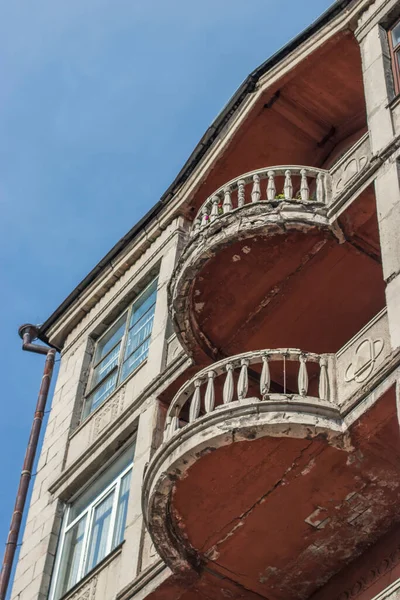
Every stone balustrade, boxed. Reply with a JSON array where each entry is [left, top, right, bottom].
[[190, 134, 373, 235], [164, 348, 335, 441], [191, 166, 331, 235], [163, 308, 391, 444]]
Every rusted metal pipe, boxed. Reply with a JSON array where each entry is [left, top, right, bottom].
[[0, 325, 57, 600], [19, 324, 49, 355]]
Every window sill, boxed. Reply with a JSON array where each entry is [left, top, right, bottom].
[[59, 542, 124, 600], [387, 93, 400, 110]]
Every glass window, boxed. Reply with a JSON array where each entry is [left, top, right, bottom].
[[392, 21, 400, 48], [83, 278, 158, 418], [389, 19, 400, 94], [121, 280, 157, 382], [50, 445, 135, 600]]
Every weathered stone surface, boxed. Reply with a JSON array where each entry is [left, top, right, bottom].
[[11, 2, 400, 600]]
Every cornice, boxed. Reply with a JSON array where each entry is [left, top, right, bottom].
[[54, 225, 187, 353]]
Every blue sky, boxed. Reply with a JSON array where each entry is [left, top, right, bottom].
[[0, 0, 333, 592]]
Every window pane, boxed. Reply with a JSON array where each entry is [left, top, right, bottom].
[[84, 491, 115, 574], [94, 315, 126, 363], [129, 281, 157, 328], [53, 446, 135, 599], [392, 22, 400, 48], [92, 342, 121, 388], [124, 311, 155, 360], [55, 515, 87, 598], [121, 338, 151, 382], [112, 471, 132, 548], [68, 445, 135, 523], [83, 371, 118, 418], [396, 49, 400, 72]]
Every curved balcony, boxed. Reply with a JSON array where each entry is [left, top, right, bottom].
[[143, 347, 343, 573], [143, 322, 400, 599], [169, 155, 385, 363], [191, 165, 330, 234], [164, 348, 336, 440], [169, 165, 350, 362]]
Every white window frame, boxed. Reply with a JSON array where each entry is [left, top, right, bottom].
[[83, 277, 158, 418], [50, 456, 133, 600]]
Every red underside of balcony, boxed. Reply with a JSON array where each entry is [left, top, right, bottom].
[[151, 386, 400, 600]]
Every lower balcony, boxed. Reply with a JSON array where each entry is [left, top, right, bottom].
[[143, 311, 400, 599]]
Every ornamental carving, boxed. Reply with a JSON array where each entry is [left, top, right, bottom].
[[332, 134, 371, 196], [345, 338, 384, 384], [68, 575, 98, 600], [91, 387, 125, 441], [335, 546, 400, 599], [166, 335, 182, 366], [335, 155, 368, 192]]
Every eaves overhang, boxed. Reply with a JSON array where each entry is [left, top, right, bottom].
[[37, 0, 353, 348]]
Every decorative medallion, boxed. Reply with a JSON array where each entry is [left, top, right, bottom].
[[345, 338, 384, 384]]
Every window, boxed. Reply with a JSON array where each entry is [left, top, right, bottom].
[[389, 19, 400, 93], [83, 278, 158, 418], [50, 445, 135, 599]]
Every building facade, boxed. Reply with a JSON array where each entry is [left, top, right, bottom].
[[7, 0, 400, 598]]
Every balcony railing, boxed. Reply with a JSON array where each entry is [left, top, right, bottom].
[[164, 309, 391, 444], [164, 348, 335, 441], [143, 309, 394, 580], [190, 134, 373, 235], [191, 166, 331, 235]]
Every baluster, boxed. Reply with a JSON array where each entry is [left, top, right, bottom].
[[166, 415, 179, 440], [192, 217, 202, 236], [237, 179, 246, 208], [300, 169, 309, 201], [223, 364, 234, 404], [316, 172, 324, 203], [260, 354, 270, 398], [283, 352, 287, 394], [298, 355, 309, 396], [204, 371, 216, 413], [210, 196, 219, 221], [319, 356, 330, 401], [164, 417, 171, 441], [223, 186, 233, 213], [189, 379, 202, 422], [284, 169, 293, 200], [251, 174, 261, 203], [237, 359, 249, 401], [201, 206, 209, 227], [267, 170, 276, 200]]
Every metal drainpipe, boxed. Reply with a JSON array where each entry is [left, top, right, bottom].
[[0, 324, 57, 600]]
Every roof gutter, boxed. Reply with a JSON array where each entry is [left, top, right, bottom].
[[37, 0, 352, 347]]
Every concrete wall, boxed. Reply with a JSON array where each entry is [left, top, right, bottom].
[[10, 219, 186, 600], [356, 0, 400, 352]]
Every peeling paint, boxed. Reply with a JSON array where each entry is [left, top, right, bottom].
[[301, 458, 316, 475]]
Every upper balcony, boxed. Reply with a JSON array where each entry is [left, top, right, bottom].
[[143, 308, 400, 599], [170, 133, 384, 364], [190, 132, 372, 235]]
